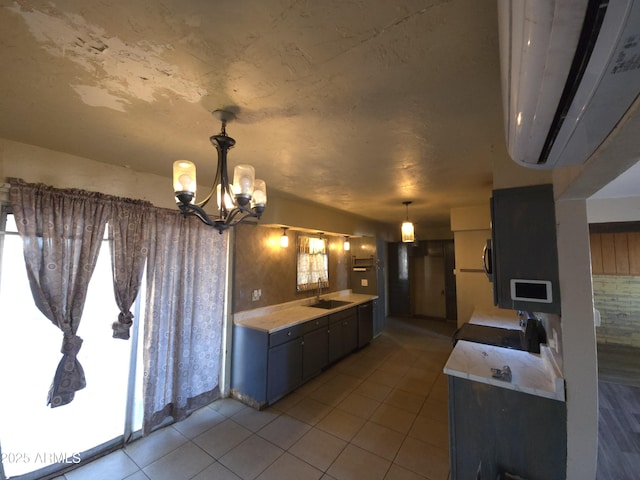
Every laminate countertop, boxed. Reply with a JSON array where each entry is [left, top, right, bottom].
[[444, 307, 565, 402], [233, 291, 377, 333]]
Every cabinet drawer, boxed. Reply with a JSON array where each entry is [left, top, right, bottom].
[[329, 307, 356, 324], [302, 316, 328, 334], [270, 324, 304, 347]]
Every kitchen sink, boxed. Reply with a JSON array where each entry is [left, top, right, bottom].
[[309, 299, 352, 309]]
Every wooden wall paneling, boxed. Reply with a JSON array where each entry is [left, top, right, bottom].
[[614, 233, 630, 275], [590, 233, 603, 275], [629, 232, 640, 275], [601, 233, 617, 274]]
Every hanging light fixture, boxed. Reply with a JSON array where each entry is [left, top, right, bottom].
[[401, 201, 415, 243], [173, 109, 267, 233], [280, 227, 289, 248], [343, 236, 350, 251]]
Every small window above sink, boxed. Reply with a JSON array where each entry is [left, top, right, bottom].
[[309, 299, 352, 309]]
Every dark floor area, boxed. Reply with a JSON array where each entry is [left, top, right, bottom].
[[598, 343, 640, 387], [597, 343, 640, 480]]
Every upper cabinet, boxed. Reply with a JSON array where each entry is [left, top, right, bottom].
[[491, 184, 561, 314]]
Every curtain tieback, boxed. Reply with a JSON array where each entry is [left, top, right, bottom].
[[48, 334, 86, 408], [61, 333, 83, 356], [112, 311, 134, 340]]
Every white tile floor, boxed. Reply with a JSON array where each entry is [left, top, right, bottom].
[[52, 317, 455, 480]]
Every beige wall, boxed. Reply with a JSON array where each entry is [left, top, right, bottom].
[[450, 205, 493, 325], [587, 196, 640, 223], [492, 146, 552, 189], [233, 224, 350, 313], [1, 139, 176, 209]]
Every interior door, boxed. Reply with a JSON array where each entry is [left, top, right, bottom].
[[412, 254, 447, 318]]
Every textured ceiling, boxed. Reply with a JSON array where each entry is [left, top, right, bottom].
[[0, 0, 505, 231]]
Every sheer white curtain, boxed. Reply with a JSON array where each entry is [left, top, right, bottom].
[[296, 235, 328, 291], [142, 210, 227, 434]]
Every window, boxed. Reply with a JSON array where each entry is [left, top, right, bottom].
[[0, 209, 145, 478], [296, 234, 329, 291]]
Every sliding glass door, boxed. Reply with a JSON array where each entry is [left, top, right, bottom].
[[0, 211, 144, 478]]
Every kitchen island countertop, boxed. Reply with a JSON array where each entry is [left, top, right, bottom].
[[444, 307, 565, 401]]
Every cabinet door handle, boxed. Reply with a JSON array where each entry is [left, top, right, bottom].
[[482, 243, 493, 277], [287, 331, 292, 336]]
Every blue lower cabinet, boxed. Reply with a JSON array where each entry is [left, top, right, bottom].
[[267, 337, 303, 403], [231, 303, 373, 408], [302, 326, 329, 381]]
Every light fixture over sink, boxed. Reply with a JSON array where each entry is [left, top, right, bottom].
[[280, 227, 289, 248], [173, 109, 267, 233]]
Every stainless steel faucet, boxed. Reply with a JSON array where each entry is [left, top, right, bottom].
[[316, 277, 323, 302]]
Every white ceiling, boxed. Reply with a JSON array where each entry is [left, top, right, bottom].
[[0, 1, 507, 232], [591, 159, 640, 199]]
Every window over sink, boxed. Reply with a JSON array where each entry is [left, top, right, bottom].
[[296, 234, 328, 292]]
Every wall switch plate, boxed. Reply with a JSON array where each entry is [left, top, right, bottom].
[[251, 289, 261, 301], [361, 279, 368, 287]]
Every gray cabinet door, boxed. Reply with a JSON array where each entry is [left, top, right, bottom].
[[449, 376, 566, 479], [328, 307, 358, 363], [357, 302, 373, 348], [328, 320, 343, 364], [491, 184, 561, 313], [342, 315, 358, 354], [302, 326, 329, 380], [267, 338, 302, 403]]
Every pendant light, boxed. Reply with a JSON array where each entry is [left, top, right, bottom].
[[401, 201, 415, 243], [343, 236, 350, 251]]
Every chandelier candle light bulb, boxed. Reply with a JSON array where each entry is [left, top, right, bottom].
[[216, 184, 235, 210], [252, 179, 267, 209], [233, 164, 255, 205], [173, 160, 197, 204]]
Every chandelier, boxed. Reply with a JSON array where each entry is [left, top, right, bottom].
[[173, 109, 267, 233]]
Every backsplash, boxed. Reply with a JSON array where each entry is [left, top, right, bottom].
[[233, 224, 350, 313]]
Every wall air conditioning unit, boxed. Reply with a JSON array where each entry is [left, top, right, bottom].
[[498, 0, 640, 169]]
